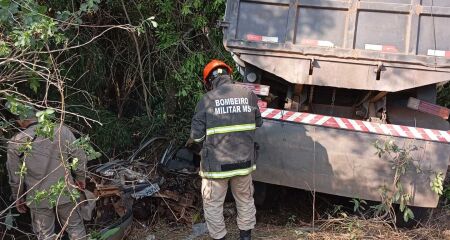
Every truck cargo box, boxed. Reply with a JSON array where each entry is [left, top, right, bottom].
[[222, 0, 450, 208], [222, 0, 450, 91]]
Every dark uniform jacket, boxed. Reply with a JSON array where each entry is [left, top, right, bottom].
[[190, 75, 263, 178]]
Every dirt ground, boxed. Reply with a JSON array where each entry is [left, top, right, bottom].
[[127, 186, 450, 240], [128, 207, 450, 240]]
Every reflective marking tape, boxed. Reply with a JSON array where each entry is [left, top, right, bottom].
[[281, 111, 294, 120], [236, 82, 270, 96], [206, 124, 256, 136], [259, 108, 450, 143], [246, 34, 278, 43], [246, 34, 262, 41], [407, 97, 449, 119], [380, 124, 392, 135], [318, 40, 334, 47], [200, 165, 256, 179], [272, 111, 284, 120], [424, 129, 439, 141], [300, 39, 335, 47], [440, 131, 450, 142], [335, 118, 348, 129], [287, 112, 302, 121], [393, 125, 407, 137], [348, 119, 362, 131], [261, 108, 274, 117], [265, 110, 279, 119], [427, 49, 450, 57], [365, 44, 398, 53], [362, 121, 377, 133], [418, 128, 430, 140], [365, 44, 382, 51], [401, 126, 413, 138], [316, 116, 331, 125], [194, 135, 205, 143], [301, 114, 316, 124], [409, 127, 422, 138], [262, 36, 279, 43]]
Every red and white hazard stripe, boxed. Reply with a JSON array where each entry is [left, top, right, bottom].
[[300, 39, 335, 47], [235, 82, 270, 96], [365, 44, 398, 53], [246, 34, 279, 43], [407, 97, 449, 119], [427, 49, 450, 58], [260, 108, 450, 144]]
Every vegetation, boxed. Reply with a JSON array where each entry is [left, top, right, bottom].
[[1, 0, 449, 238], [0, 0, 229, 237], [1, 0, 229, 157], [372, 139, 446, 223]]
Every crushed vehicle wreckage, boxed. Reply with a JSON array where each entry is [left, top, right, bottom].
[[83, 137, 202, 239]]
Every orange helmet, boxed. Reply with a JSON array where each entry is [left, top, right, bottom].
[[203, 59, 232, 84]]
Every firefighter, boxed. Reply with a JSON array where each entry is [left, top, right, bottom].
[[6, 108, 88, 240], [187, 60, 263, 240]]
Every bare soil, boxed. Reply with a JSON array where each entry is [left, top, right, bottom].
[[128, 185, 450, 240]]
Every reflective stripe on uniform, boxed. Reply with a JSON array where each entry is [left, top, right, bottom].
[[206, 123, 256, 136], [199, 165, 256, 179], [194, 135, 205, 142]]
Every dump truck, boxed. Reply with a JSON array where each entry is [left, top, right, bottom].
[[221, 0, 450, 212]]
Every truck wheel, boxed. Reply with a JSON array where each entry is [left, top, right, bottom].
[[253, 182, 283, 209], [253, 181, 267, 207]]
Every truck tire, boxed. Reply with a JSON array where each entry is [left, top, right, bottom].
[[253, 181, 267, 207], [253, 182, 283, 209]]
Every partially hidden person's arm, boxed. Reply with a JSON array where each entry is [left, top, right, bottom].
[[7, 138, 28, 213], [251, 92, 263, 127], [66, 127, 87, 189], [190, 98, 207, 143], [6, 139, 23, 201]]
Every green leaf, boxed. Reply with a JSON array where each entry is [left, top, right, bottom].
[[71, 157, 79, 169], [0, 0, 11, 7], [399, 200, 405, 212], [403, 207, 414, 222], [37, 5, 47, 14], [100, 227, 120, 240], [430, 172, 444, 196], [181, 4, 192, 16], [393, 192, 401, 202], [45, 108, 54, 115], [72, 135, 101, 160], [29, 77, 40, 93], [0, 40, 11, 56]]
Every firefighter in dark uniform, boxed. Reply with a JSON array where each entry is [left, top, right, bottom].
[[188, 60, 263, 240]]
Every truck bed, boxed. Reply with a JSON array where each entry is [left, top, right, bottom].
[[223, 0, 450, 91]]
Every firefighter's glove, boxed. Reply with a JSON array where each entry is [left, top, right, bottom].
[[75, 179, 86, 190], [16, 198, 27, 213], [185, 138, 195, 148]]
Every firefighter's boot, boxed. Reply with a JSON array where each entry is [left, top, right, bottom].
[[239, 230, 251, 240]]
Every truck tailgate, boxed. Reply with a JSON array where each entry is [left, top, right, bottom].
[[223, 0, 450, 91], [254, 110, 450, 207]]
